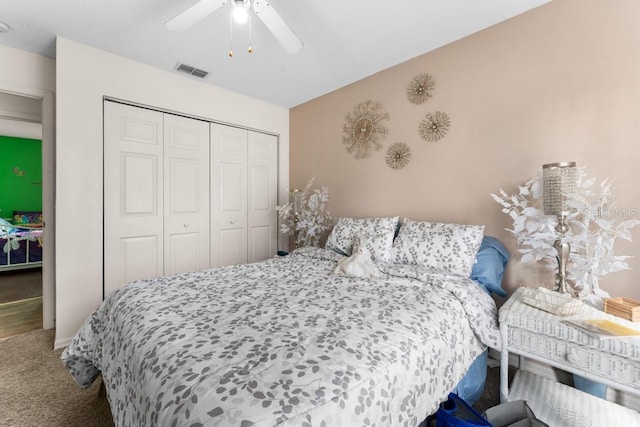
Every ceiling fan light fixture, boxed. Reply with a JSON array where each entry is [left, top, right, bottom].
[[232, 0, 250, 24], [166, 0, 302, 54], [232, 7, 248, 24]]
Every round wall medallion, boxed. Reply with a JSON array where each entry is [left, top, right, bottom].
[[342, 100, 390, 159], [386, 142, 411, 170], [419, 111, 450, 142], [407, 73, 435, 105]]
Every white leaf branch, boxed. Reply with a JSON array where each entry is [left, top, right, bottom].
[[492, 166, 640, 300], [277, 177, 333, 248]]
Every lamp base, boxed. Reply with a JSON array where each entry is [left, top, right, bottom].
[[293, 213, 299, 249], [554, 213, 571, 294]]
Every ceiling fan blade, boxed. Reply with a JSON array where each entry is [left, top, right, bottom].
[[166, 0, 226, 32], [252, 0, 303, 53]]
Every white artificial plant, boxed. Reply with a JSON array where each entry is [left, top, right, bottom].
[[491, 166, 639, 303], [277, 177, 333, 248]]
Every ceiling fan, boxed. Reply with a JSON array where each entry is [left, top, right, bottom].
[[166, 0, 303, 53]]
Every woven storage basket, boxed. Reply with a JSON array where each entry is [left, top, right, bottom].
[[521, 287, 583, 317], [604, 297, 640, 322]]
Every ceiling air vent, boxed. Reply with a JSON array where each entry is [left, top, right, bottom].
[[176, 63, 209, 79]]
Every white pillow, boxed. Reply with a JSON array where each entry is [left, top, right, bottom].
[[392, 218, 485, 276], [325, 216, 399, 262]]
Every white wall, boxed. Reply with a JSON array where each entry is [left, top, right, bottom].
[[0, 91, 42, 123], [0, 119, 41, 140], [0, 91, 42, 139], [55, 37, 289, 348], [0, 45, 55, 92]]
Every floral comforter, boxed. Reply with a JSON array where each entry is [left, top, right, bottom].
[[62, 247, 500, 427]]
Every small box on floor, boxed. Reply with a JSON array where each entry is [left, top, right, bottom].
[[436, 393, 491, 427]]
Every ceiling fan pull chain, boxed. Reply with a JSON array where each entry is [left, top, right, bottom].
[[228, 7, 234, 57], [248, 9, 253, 53]]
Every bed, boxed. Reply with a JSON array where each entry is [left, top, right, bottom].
[[0, 213, 44, 272], [62, 217, 507, 426]]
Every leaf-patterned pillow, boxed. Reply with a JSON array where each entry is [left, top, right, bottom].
[[354, 232, 395, 263], [325, 217, 399, 262], [392, 218, 485, 276]]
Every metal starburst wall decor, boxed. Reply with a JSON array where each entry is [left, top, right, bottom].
[[342, 100, 390, 159], [419, 111, 451, 142], [386, 142, 411, 170], [407, 73, 435, 104]]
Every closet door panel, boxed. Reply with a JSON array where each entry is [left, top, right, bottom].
[[210, 123, 248, 267], [123, 154, 158, 214], [120, 236, 161, 284], [218, 228, 245, 266], [104, 102, 164, 296], [169, 159, 198, 213], [249, 226, 272, 262], [166, 232, 201, 274], [219, 162, 244, 222], [164, 114, 210, 275], [248, 131, 277, 263]]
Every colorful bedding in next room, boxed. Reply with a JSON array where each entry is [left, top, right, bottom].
[[0, 216, 43, 271]]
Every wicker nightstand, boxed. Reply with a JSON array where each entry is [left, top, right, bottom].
[[499, 287, 640, 404]]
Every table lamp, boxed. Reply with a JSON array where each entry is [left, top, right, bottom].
[[542, 161, 577, 294]]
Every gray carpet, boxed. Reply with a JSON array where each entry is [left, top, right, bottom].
[[0, 329, 113, 427], [475, 364, 513, 414], [0, 328, 505, 426], [0, 269, 42, 304]]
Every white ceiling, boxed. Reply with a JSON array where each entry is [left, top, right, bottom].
[[0, 0, 550, 108]]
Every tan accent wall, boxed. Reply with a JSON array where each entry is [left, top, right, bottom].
[[290, 0, 640, 300]]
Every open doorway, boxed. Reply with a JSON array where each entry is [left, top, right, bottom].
[[0, 89, 53, 339]]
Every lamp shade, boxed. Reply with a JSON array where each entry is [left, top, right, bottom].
[[542, 162, 577, 216]]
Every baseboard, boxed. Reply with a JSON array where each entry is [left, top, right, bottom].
[[488, 348, 640, 411], [54, 336, 72, 350]]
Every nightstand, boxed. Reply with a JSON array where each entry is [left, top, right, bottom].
[[499, 287, 640, 403]]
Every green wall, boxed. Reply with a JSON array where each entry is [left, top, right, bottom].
[[0, 135, 42, 219]]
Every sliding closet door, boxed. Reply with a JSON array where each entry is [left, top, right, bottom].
[[247, 131, 278, 263], [104, 102, 164, 296], [210, 123, 248, 267], [163, 114, 210, 275]]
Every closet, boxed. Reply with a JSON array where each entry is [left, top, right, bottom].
[[104, 101, 277, 297]]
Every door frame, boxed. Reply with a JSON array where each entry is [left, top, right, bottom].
[[0, 84, 55, 330]]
